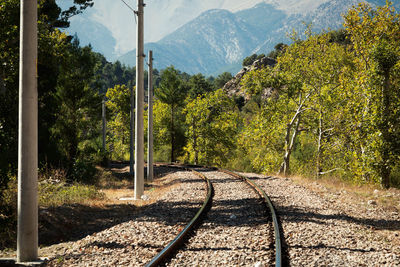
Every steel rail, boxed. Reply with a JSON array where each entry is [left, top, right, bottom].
[[145, 167, 213, 267], [220, 169, 282, 267]]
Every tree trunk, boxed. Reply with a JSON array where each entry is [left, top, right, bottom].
[[193, 121, 198, 165], [278, 91, 312, 176], [316, 114, 323, 179], [279, 125, 291, 175], [66, 111, 78, 182], [279, 115, 301, 176], [170, 106, 175, 163], [381, 72, 391, 188]]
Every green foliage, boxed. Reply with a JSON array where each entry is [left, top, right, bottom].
[[187, 73, 214, 98], [235, 1, 400, 188], [92, 58, 136, 95], [0, 174, 17, 250], [153, 145, 172, 163], [0, 0, 90, 193], [238, 110, 285, 173], [343, 1, 400, 187], [242, 53, 265, 67], [39, 182, 103, 206], [328, 29, 351, 45], [156, 66, 187, 105], [105, 84, 131, 160], [213, 72, 233, 89], [0, 0, 118, 195], [50, 40, 102, 179], [184, 89, 242, 166], [155, 66, 188, 162], [1, 0, 399, 213], [371, 40, 398, 75], [0, 169, 103, 250], [69, 159, 98, 184], [267, 43, 288, 59], [57, 0, 94, 28]]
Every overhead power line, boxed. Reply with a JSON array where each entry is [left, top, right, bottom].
[[120, 0, 136, 13], [120, 0, 138, 24]]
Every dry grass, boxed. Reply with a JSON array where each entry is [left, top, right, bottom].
[[94, 164, 183, 207]]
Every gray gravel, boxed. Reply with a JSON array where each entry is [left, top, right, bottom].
[[241, 173, 400, 267], [43, 170, 206, 267], [167, 170, 274, 267], [40, 169, 400, 266]]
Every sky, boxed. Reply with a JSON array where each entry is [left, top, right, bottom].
[[58, 0, 329, 58]]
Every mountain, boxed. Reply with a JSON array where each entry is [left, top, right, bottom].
[[65, 16, 117, 61], [57, 0, 269, 60], [118, 0, 398, 75], [118, 3, 285, 75]]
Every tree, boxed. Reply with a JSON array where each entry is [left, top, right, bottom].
[[243, 54, 257, 66], [242, 59, 308, 176], [155, 66, 187, 162], [51, 39, 101, 180], [52, 0, 94, 28], [187, 73, 214, 99], [105, 85, 131, 160], [267, 43, 288, 59], [344, 1, 400, 188], [0, 0, 21, 186], [184, 89, 241, 166], [0, 0, 95, 185], [241, 28, 352, 177], [214, 72, 233, 89]]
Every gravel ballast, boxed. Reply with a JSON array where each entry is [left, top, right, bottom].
[[241, 173, 400, 266], [43, 169, 206, 266], [7, 167, 398, 266], [167, 169, 274, 266]]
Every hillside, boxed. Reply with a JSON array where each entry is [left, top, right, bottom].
[[118, 0, 397, 75]]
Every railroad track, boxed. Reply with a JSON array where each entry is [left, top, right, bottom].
[[147, 165, 282, 267], [145, 165, 214, 267], [220, 168, 282, 267]]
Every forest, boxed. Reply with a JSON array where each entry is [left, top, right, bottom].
[[0, 0, 399, 247]]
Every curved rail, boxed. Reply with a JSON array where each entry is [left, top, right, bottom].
[[145, 167, 214, 267], [220, 169, 282, 267]]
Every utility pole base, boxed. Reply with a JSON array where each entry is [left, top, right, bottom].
[[0, 258, 47, 267]]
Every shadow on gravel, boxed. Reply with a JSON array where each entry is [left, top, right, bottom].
[[38, 165, 283, 263], [291, 243, 377, 253], [185, 246, 232, 252], [272, 203, 400, 231], [39, 204, 139, 246], [37, 165, 188, 247], [84, 241, 126, 249], [244, 174, 400, 232], [131, 198, 269, 227]]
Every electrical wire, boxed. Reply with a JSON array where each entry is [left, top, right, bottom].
[[120, 0, 136, 13], [119, 0, 138, 24]]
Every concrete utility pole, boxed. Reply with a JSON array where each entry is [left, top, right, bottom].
[[134, 0, 145, 199], [147, 50, 153, 181], [102, 98, 106, 152], [17, 0, 38, 262]]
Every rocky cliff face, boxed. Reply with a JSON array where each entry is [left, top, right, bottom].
[[223, 57, 276, 99]]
